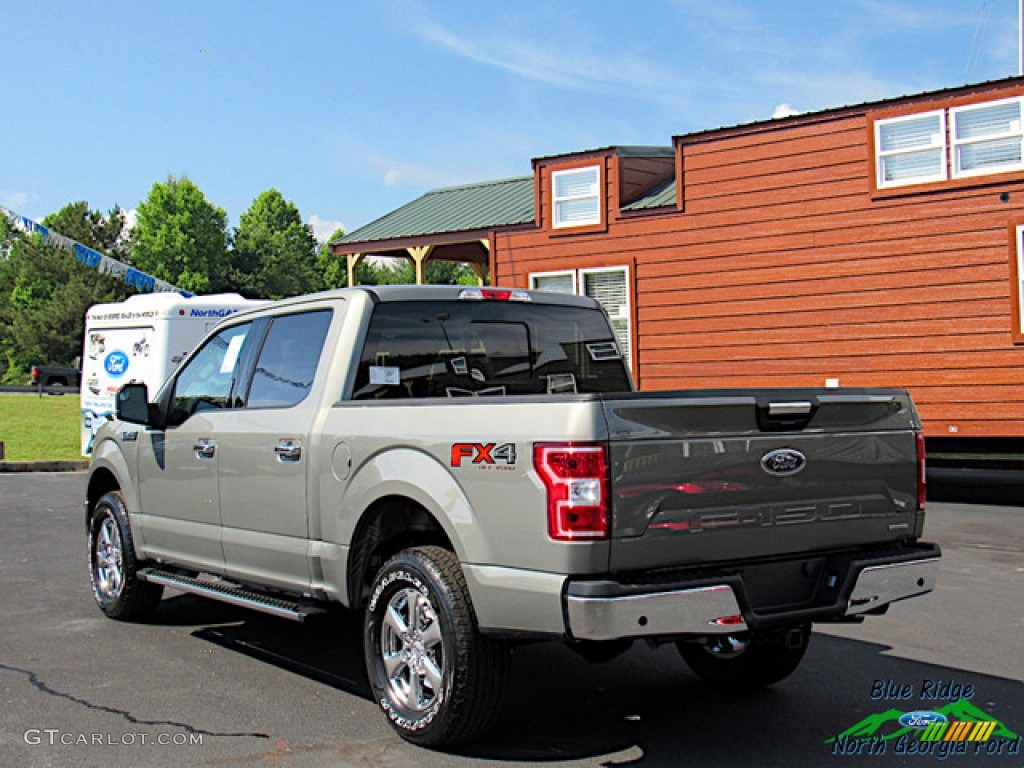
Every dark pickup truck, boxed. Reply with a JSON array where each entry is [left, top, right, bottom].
[[29, 364, 80, 389]]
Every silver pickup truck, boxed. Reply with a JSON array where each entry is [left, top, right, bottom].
[[85, 285, 940, 746]]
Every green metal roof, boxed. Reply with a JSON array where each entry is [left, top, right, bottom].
[[622, 177, 676, 211], [335, 176, 534, 247]]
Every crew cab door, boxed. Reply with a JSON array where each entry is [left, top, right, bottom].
[[136, 322, 253, 573], [217, 309, 333, 592]]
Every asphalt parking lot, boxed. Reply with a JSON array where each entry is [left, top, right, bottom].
[[0, 472, 1021, 768]]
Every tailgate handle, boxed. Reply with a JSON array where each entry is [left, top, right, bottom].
[[757, 398, 819, 432], [768, 401, 813, 416]]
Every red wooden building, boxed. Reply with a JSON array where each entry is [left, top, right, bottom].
[[334, 77, 1024, 442]]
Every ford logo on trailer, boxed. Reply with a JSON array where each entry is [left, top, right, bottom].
[[104, 351, 130, 377], [761, 448, 807, 476]]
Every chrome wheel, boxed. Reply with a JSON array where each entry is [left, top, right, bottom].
[[92, 512, 124, 601], [364, 546, 510, 746], [87, 491, 162, 620], [380, 587, 444, 712]]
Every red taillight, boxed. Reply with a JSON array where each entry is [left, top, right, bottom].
[[534, 442, 609, 541], [916, 430, 927, 511]]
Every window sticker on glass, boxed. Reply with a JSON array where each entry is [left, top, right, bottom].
[[547, 373, 578, 394], [587, 341, 620, 361], [370, 366, 401, 385], [220, 333, 247, 374], [450, 356, 469, 376]]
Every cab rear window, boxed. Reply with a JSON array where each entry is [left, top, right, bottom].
[[351, 301, 630, 399]]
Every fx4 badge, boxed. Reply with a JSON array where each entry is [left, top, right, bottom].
[[451, 442, 517, 468], [761, 448, 807, 476]]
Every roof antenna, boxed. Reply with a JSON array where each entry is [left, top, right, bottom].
[[965, 0, 993, 82]]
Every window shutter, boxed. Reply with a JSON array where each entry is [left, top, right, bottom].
[[582, 268, 630, 359]]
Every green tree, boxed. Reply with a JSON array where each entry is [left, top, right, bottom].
[[379, 258, 483, 285], [0, 203, 131, 382], [131, 176, 229, 294], [44, 201, 132, 262], [317, 228, 350, 289], [230, 189, 320, 299]]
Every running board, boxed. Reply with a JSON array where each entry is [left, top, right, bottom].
[[139, 568, 326, 623]]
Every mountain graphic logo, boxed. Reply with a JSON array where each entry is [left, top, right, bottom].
[[826, 699, 1019, 744]]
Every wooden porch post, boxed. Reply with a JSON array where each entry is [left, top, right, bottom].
[[471, 239, 490, 286], [407, 245, 435, 284], [347, 253, 366, 287]]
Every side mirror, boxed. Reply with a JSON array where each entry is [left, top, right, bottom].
[[116, 383, 153, 425]]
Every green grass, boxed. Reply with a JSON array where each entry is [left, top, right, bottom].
[[0, 393, 83, 462]]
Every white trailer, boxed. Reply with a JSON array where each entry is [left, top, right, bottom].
[[81, 293, 263, 455]]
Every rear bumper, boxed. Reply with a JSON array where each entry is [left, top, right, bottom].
[[565, 542, 940, 641]]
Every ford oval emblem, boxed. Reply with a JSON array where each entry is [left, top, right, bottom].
[[104, 351, 130, 378], [898, 711, 948, 730], [761, 448, 807, 476]]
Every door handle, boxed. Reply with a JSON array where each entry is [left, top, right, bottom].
[[193, 440, 215, 459], [275, 440, 302, 462]]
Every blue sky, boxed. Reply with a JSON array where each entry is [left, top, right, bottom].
[[2, 1, 1020, 241]]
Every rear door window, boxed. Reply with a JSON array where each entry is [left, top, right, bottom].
[[246, 310, 332, 409]]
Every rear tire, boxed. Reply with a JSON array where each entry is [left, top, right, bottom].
[[88, 491, 163, 621], [364, 546, 510, 747], [677, 625, 810, 689]]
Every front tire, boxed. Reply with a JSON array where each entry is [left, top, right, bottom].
[[677, 625, 810, 689], [88, 491, 163, 620], [364, 546, 510, 747]]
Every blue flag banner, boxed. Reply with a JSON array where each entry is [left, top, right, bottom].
[[125, 267, 156, 292], [73, 243, 103, 268], [1, 204, 193, 297]]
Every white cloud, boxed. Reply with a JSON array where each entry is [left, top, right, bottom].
[[0, 190, 32, 212], [308, 214, 346, 242], [394, 0, 686, 101], [121, 207, 138, 232], [360, 150, 466, 189], [772, 103, 800, 119]]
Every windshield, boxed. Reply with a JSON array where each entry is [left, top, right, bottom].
[[351, 300, 631, 399]]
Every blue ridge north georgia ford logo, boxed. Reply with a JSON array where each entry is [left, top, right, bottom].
[[760, 448, 807, 476]]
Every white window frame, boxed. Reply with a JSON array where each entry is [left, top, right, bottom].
[[552, 166, 601, 229], [529, 269, 577, 294], [950, 96, 1024, 179], [529, 265, 633, 370], [1016, 225, 1024, 337], [875, 109, 948, 189]]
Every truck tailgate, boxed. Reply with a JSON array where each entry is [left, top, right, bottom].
[[602, 389, 923, 573]]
